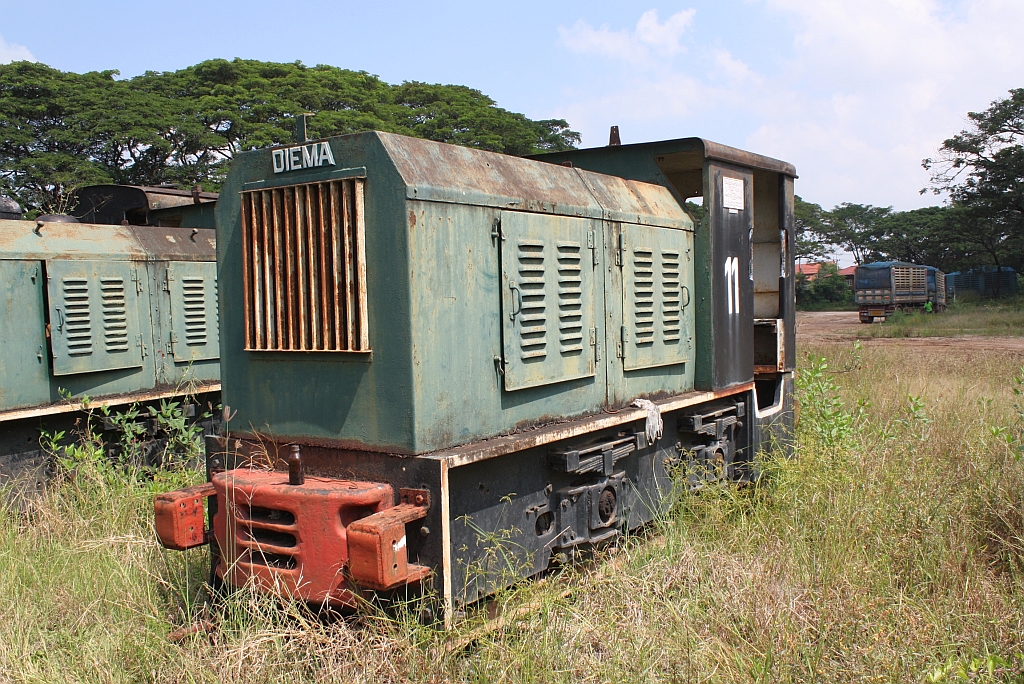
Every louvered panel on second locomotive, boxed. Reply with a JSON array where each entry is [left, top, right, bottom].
[[167, 261, 219, 363], [45, 260, 145, 376]]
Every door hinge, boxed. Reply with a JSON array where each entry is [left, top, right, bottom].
[[617, 325, 627, 359], [168, 331, 177, 354], [587, 229, 598, 265], [589, 327, 599, 361], [131, 268, 144, 294], [162, 268, 172, 292], [491, 217, 504, 242], [136, 333, 148, 358], [615, 232, 625, 267]]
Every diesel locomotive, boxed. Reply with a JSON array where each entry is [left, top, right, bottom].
[[154, 131, 797, 623], [0, 186, 220, 491]]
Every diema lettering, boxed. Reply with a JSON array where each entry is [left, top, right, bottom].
[[272, 142, 336, 174]]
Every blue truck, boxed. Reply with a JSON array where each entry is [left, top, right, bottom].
[[855, 261, 946, 323]]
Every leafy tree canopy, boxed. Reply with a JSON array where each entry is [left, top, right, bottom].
[[873, 207, 952, 267], [793, 195, 829, 261], [818, 203, 892, 265], [923, 88, 1024, 275], [0, 59, 580, 213], [795, 261, 852, 307]]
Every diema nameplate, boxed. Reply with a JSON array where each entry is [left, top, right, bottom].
[[272, 142, 337, 174]]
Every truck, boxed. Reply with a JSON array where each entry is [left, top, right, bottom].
[[855, 261, 945, 323]]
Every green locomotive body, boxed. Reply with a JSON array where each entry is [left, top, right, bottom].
[[0, 193, 220, 489]]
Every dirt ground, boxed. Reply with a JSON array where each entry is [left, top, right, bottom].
[[796, 310, 1024, 354]]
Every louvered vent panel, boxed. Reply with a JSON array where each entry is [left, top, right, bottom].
[[556, 241, 583, 355], [99, 277, 128, 352], [241, 178, 368, 351], [661, 250, 681, 343], [632, 248, 655, 346], [517, 239, 547, 360], [62, 277, 92, 356], [182, 277, 208, 345]]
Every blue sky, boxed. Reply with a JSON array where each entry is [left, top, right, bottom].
[[2, 0, 1023, 213]]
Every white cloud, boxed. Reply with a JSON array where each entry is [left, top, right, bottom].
[[710, 48, 759, 84], [634, 8, 696, 56], [554, 2, 1024, 210], [558, 9, 696, 66], [0, 35, 35, 64]]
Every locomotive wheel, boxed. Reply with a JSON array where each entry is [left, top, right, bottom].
[[597, 487, 617, 524]]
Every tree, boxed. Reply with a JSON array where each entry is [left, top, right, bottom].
[[794, 195, 829, 261], [819, 203, 892, 265], [872, 207, 957, 269], [0, 62, 119, 212], [0, 59, 581, 214], [388, 81, 579, 155], [924, 88, 1024, 290]]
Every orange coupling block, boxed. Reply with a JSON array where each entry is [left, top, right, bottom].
[[154, 482, 215, 550], [155, 467, 433, 606], [348, 489, 432, 591], [209, 470, 431, 606]]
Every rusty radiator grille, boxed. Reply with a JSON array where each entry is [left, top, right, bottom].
[[241, 178, 369, 352]]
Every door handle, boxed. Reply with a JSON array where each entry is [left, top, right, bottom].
[[55, 307, 65, 333], [680, 285, 691, 309], [509, 283, 523, 320]]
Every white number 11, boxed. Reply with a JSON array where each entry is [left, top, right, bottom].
[[725, 256, 740, 315]]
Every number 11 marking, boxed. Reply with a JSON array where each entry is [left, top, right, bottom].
[[725, 256, 740, 315]]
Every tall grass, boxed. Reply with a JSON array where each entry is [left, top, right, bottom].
[[2, 344, 1023, 682], [868, 295, 1024, 338]]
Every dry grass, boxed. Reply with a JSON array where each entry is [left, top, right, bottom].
[[2, 343, 1024, 682], [866, 295, 1024, 338]]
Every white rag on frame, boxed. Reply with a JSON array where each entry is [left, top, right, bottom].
[[631, 399, 663, 445]]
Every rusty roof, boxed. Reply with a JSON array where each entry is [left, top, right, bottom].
[[377, 132, 691, 230], [0, 218, 215, 261]]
